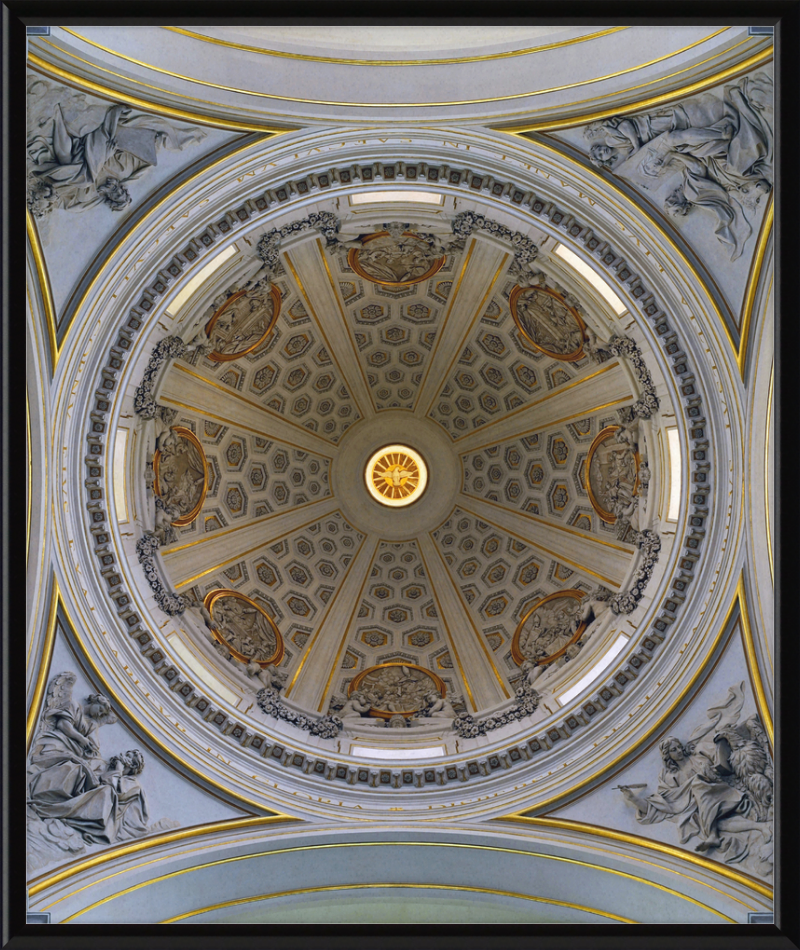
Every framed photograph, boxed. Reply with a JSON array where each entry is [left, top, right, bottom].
[[10, 3, 796, 948]]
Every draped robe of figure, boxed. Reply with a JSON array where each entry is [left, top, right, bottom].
[[632, 747, 754, 860], [27, 702, 149, 844], [595, 74, 772, 259], [27, 102, 205, 211]]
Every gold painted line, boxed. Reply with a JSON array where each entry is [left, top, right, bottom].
[[53, 590, 292, 816], [487, 823, 762, 911], [282, 531, 369, 698], [57, 28, 729, 109], [314, 239, 378, 414], [26, 280, 51, 670], [765, 360, 774, 584], [167, 363, 340, 447], [738, 577, 773, 747], [738, 199, 773, 379], [161, 882, 634, 924], [26, 578, 60, 752], [28, 51, 295, 133], [26, 390, 32, 566], [26, 210, 58, 368], [163, 496, 336, 555], [513, 581, 742, 814], [417, 541, 477, 711], [421, 252, 511, 419], [452, 359, 625, 445], [456, 502, 618, 588], [161, 398, 335, 456], [28, 816, 296, 897], [174, 508, 338, 590], [60, 839, 733, 923], [285, 245, 371, 419], [463, 492, 634, 554], [313, 536, 381, 710], [412, 239, 476, 412], [427, 531, 511, 700], [460, 396, 632, 456], [162, 26, 630, 67], [498, 43, 770, 132], [31, 36, 763, 129], [502, 816, 773, 901]]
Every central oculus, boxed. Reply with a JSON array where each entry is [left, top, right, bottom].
[[365, 444, 428, 508]]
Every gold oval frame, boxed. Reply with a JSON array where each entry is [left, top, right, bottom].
[[511, 589, 588, 667], [584, 425, 641, 525], [347, 232, 446, 287], [349, 662, 446, 720], [152, 426, 208, 527], [204, 283, 282, 362], [203, 589, 285, 667], [509, 285, 587, 362]]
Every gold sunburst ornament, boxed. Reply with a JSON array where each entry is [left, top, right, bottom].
[[365, 445, 428, 508]]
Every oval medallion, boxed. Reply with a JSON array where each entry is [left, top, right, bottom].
[[349, 663, 446, 719], [585, 425, 641, 524], [204, 282, 281, 362], [203, 589, 284, 666], [511, 590, 588, 667], [348, 231, 446, 286], [510, 285, 587, 361], [152, 426, 208, 526]]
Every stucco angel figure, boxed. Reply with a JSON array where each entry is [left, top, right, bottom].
[[27, 674, 156, 848], [340, 691, 372, 718], [26, 92, 206, 215], [244, 661, 287, 692], [420, 691, 459, 721], [618, 682, 773, 873]]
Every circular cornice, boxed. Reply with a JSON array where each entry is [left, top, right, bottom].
[[50, 126, 744, 821]]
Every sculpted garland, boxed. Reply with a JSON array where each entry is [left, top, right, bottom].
[[79, 156, 713, 793]]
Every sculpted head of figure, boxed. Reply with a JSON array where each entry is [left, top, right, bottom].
[[589, 144, 616, 168], [85, 693, 113, 722], [660, 736, 690, 771], [97, 176, 132, 212], [664, 187, 692, 218], [123, 750, 145, 775]]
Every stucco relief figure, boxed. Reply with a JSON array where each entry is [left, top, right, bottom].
[[585, 73, 773, 260], [510, 287, 585, 359], [210, 595, 280, 664], [618, 682, 773, 877], [203, 280, 281, 361], [27, 673, 175, 872], [348, 228, 446, 285], [245, 660, 288, 692], [339, 691, 372, 719], [516, 596, 584, 665], [351, 664, 443, 717], [26, 77, 206, 216], [153, 427, 207, 525], [586, 426, 640, 525]]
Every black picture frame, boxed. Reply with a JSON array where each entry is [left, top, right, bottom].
[[5, 2, 798, 948]]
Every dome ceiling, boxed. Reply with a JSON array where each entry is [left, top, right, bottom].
[[40, 121, 747, 823], [144, 201, 670, 727]]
